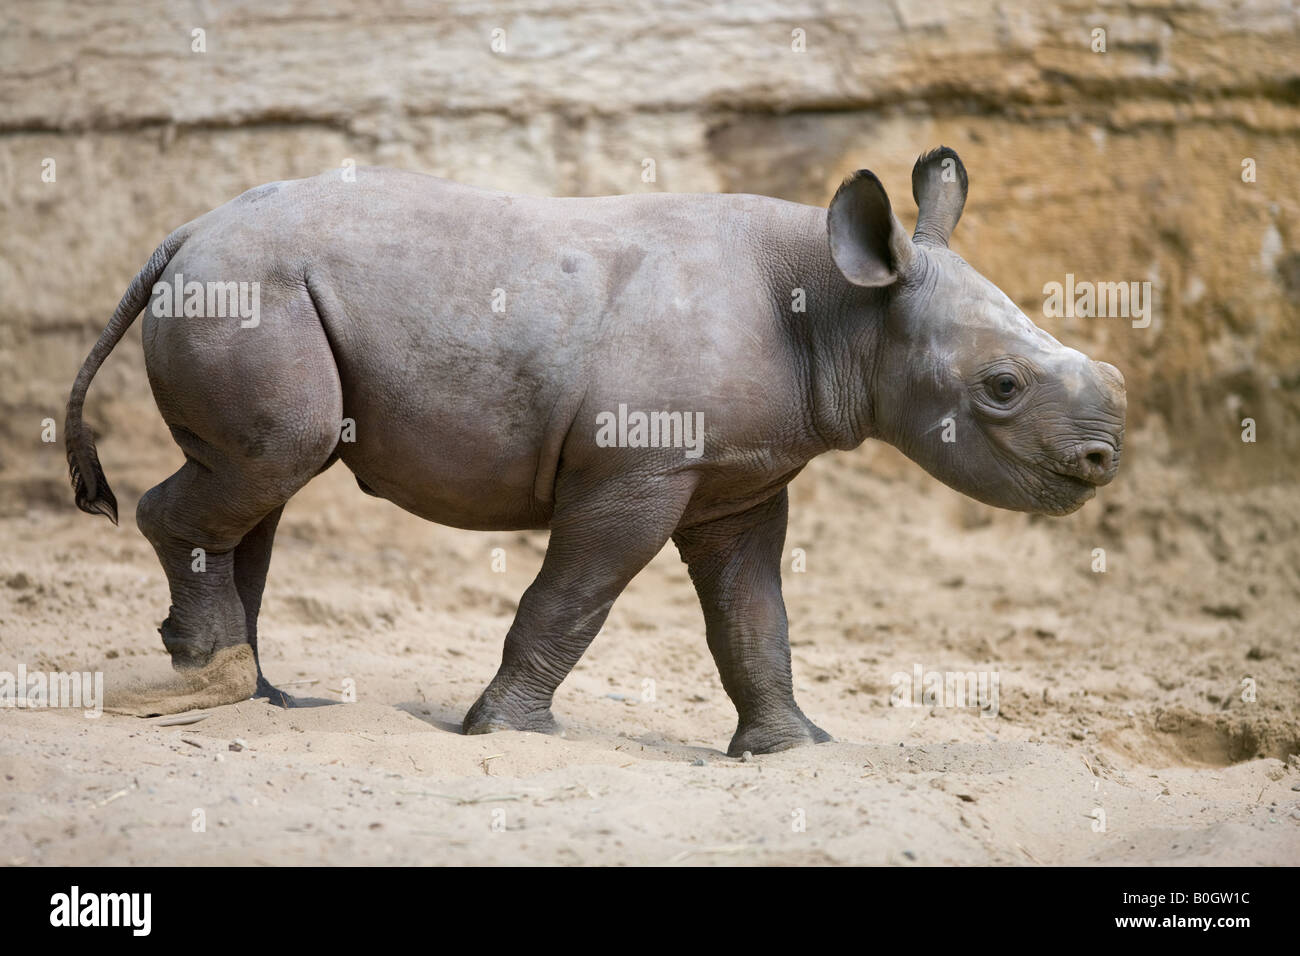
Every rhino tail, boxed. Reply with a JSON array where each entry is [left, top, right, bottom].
[[65, 227, 190, 525]]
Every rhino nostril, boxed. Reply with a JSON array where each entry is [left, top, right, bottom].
[[1072, 441, 1116, 484]]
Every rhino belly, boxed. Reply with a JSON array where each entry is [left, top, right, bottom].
[[324, 326, 568, 531]]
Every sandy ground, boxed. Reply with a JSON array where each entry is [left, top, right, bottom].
[[1, 430, 1298, 866]]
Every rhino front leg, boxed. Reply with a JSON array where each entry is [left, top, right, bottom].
[[673, 489, 831, 757], [463, 472, 695, 737]]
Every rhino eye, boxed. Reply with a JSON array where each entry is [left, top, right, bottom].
[[990, 373, 1019, 400]]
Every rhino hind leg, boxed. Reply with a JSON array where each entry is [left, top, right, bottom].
[[673, 489, 832, 757], [135, 463, 247, 672], [136, 383, 341, 684], [136, 452, 312, 678], [232, 505, 296, 706]]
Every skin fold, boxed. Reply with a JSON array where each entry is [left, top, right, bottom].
[[65, 147, 1126, 755]]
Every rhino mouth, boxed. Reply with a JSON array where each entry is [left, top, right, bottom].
[[1051, 468, 1103, 489], [1043, 470, 1099, 514]]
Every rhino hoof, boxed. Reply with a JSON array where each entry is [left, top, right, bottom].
[[253, 674, 296, 709], [159, 614, 225, 672], [727, 714, 832, 757], [462, 701, 564, 737]]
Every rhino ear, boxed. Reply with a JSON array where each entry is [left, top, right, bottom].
[[827, 170, 915, 287], [911, 146, 968, 247]]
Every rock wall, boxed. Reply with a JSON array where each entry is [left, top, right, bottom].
[[2, 0, 1297, 509]]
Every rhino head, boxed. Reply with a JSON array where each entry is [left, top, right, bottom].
[[826, 147, 1127, 516]]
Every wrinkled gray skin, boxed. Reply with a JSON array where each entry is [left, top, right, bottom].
[[66, 147, 1125, 756]]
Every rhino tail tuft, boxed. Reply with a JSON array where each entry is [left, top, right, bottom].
[[66, 424, 118, 525]]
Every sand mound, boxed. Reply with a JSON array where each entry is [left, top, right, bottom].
[[103, 644, 257, 717]]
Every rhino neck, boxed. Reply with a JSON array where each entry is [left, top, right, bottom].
[[765, 203, 886, 454]]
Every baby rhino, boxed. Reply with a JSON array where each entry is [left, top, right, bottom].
[[66, 147, 1125, 755]]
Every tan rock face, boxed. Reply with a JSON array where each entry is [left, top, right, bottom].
[[2, 1, 1297, 503]]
